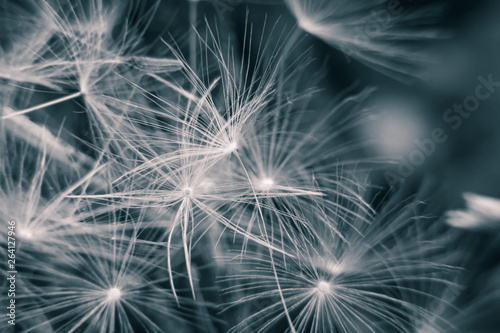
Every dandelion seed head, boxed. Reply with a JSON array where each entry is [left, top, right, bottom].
[[18, 224, 43, 241], [297, 16, 314, 32], [446, 193, 500, 230], [315, 280, 332, 294], [285, 0, 445, 81], [106, 287, 122, 302], [19, 227, 34, 240], [224, 141, 238, 154], [297, 16, 327, 37], [464, 193, 500, 216], [259, 177, 275, 191], [79, 81, 88, 95], [183, 187, 194, 197]]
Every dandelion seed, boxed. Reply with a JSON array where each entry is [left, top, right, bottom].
[[222, 192, 461, 333], [18, 227, 35, 240], [1, 0, 182, 159], [259, 177, 275, 191], [225, 141, 238, 154], [125, 56, 183, 73], [315, 280, 332, 294], [284, 0, 446, 81], [0, 134, 112, 260], [446, 192, 500, 231], [16, 222, 192, 333], [2, 107, 95, 171], [183, 187, 194, 197], [2, 91, 84, 120], [106, 287, 122, 302]]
